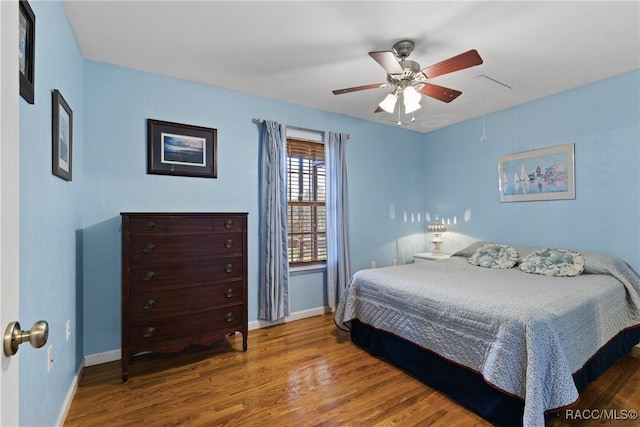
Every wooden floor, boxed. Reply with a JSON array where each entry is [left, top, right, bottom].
[[64, 314, 640, 427]]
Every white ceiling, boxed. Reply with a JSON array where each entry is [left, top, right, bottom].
[[62, 1, 640, 133]]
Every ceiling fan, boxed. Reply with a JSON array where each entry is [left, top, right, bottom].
[[332, 40, 483, 122]]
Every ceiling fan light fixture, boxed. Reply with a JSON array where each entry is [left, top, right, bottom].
[[402, 85, 422, 114], [404, 101, 421, 114], [404, 98, 422, 114], [403, 85, 421, 104], [332, 42, 483, 127], [379, 93, 398, 113]]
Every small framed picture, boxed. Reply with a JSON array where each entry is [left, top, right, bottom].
[[19, 0, 35, 104], [52, 90, 73, 181], [147, 119, 217, 178]]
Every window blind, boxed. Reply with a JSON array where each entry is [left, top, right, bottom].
[[286, 139, 326, 265]]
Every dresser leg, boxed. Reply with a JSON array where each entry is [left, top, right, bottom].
[[243, 335, 247, 352], [122, 358, 129, 383]]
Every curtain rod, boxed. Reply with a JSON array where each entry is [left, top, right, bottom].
[[256, 118, 351, 139]]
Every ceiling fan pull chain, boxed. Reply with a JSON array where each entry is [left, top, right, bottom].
[[480, 78, 488, 141], [480, 116, 488, 141], [397, 105, 402, 126]]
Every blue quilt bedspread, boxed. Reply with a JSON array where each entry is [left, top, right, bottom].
[[334, 245, 640, 427]]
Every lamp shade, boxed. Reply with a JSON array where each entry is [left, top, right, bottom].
[[403, 86, 421, 104], [404, 100, 422, 114], [379, 93, 398, 113], [427, 218, 446, 233], [403, 86, 422, 114]]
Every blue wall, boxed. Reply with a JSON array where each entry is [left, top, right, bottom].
[[82, 61, 426, 356], [19, 1, 84, 425], [17, 3, 639, 425], [423, 70, 640, 272]]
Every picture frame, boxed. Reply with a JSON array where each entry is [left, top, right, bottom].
[[52, 89, 73, 181], [19, 0, 35, 104], [498, 143, 575, 202], [147, 119, 217, 178]]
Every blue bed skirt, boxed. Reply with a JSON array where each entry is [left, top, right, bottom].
[[349, 319, 640, 427]]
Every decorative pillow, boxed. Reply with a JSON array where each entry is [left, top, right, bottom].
[[519, 248, 584, 277], [468, 244, 520, 269]]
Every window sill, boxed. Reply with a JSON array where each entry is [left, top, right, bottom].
[[290, 263, 327, 276]]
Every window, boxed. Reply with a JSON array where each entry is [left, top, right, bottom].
[[286, 139, 326, 265]]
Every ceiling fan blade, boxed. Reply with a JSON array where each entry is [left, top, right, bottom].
[[369, 51, 404, 75], [422, 49, 483, 79], [419, 83, 462, 103], [332, 83, 386, 95]]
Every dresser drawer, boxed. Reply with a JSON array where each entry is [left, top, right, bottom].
[[129, 281, 244, 321], [128, 256, 243, 290], [129, 305, 244, 348], [128, 233, 243, 262], [128, 215, 245, 235]]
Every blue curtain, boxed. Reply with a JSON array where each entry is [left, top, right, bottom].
[[325, 131, 351, 310], [258, 120, 290, 321]]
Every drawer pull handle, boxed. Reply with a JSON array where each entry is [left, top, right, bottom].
[[141, 243, 155, 253], [142, 221, 155, 231], [142, 327, 155, 338], [224, 263, 233, 273], [142, 299, 155, 310], [224, 312, 234, 323], [224, 220, 233, 229], [224, 288, 234, 298], [224, 239, 233, 249], [142, 271, 155, 281]]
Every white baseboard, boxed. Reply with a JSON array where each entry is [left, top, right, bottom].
[[83, 306, 332, 367], [84, 349, 121, 367], [55, 361, 84, 427], [249, 305, 332, 330]]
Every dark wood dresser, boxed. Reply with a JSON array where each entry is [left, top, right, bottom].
[[120, 212, 248, 382]]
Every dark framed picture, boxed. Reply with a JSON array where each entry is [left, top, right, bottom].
[[147, 119, 217, 178], [52, 90, 73, 181], [19, 0, 35, 104]]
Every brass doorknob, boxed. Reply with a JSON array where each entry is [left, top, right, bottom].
[[3, 320, 49, 356]]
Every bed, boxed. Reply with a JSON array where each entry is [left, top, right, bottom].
[[334, 242, 640, 427]]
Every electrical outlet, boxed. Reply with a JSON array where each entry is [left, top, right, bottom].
[[66, 319, 71, 342], [47, 345, 54, 373], [370, 261, 376, 269]]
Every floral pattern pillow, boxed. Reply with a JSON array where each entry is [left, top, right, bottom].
[[519, 248, 584, 277], [468, 244, 520, 269]]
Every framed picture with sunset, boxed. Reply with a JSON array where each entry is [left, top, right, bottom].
[[147, 119, 217, 178]]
